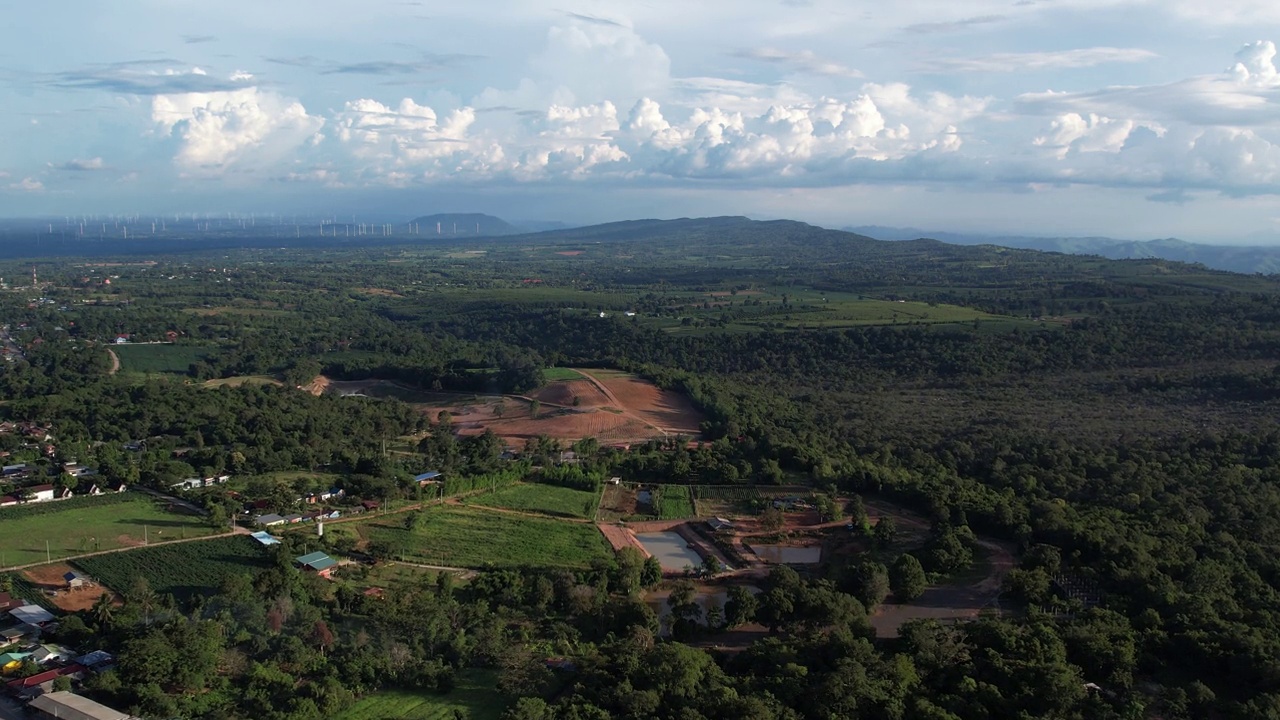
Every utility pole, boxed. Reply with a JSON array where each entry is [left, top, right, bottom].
[[144, 525, 148, 545], [46, 540, 50, 564]]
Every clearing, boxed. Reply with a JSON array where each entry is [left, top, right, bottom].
[[21, 562, 121, 612], [335, 670, 504, 720], [356, 505, 614, 569], [0, 494, 218, 568], [111, 343, 213, 374], [202, 375, 282, 388], [309, 369, 704, 447]]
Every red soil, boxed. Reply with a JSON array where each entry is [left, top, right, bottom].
[[22, 563, 120, 612]]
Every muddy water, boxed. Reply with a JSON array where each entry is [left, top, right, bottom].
[[749, 544, 821, 564], [637, 531, 704, 571]]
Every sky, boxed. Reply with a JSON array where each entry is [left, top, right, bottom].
[[3, 1, 1280, 241]]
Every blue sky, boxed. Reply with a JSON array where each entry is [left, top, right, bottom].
[[3, 0, 1280, 241]]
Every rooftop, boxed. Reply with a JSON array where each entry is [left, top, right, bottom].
[[29, 691, 136, 720], [295, 551, 337, 571]]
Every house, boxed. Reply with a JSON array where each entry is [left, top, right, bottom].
[[73, 650, 114, 671], [171, 478, 204, 491], [30, 644, 72, 665], [414, 471, 442, 486], [249, 531, 281, 546], [0, 592, 23, 612], [113, 335, 129, 344], [360, 499, 380, 512], [85, 484, 102, 496], [29, 690, 136, 720], [0, 625, 38, 644], [26, 484, 56, 503], [61, 463, 96, 478], [294, 551, 337, 578], [0, 651, 30, 674], [319, 487, 344, 501], [254, 513, 286, 527], [5, 663, 85, 699], [708, 517, 735, 532], [56, 487, 73, 500], [9, 605, 55, 626], [2, 463, 27, 476], [283, 514, 304, 524]]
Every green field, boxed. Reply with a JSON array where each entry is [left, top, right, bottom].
[[0, 494, 218, 567], [471, 483, 599, 519], [652, 485, 696, 520], [73, 535, 271, 602], [335, 670, 504, 720], [202, 375, 282, 388], [361, 505, 612, 569], [112, 343, 213, 374], [542, 367, 584, 381]]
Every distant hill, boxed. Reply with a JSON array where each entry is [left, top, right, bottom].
[[410, 213, 518, 237], [846, 225, 1280, 275]]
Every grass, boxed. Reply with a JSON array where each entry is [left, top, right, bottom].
[[112, 343, 213, 374], [469, 483, 600, 519], [0, 495, 218, 567], [335, 670, 505, 720], [542, 367, 584, 381], [360, 505, 612, 569], [73, 535, 272, 603]]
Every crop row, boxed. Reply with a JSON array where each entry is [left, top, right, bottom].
[[74, 536, 271, 603]]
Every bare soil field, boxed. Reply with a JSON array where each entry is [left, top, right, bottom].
[[530, 379, 612, 408], [22, 563, 120, 612], [579, 370, 704, 436]]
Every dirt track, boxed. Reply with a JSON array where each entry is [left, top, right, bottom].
[[107, 348, 120, 375]]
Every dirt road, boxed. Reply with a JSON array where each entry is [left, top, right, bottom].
[[107, 348, 120, 374]]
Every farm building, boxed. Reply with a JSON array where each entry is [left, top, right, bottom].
[[319, 487, 344, 501], [414, 471, 442, 486], [284, 514, 304, 524], [254, 513, 286, 527], [295, 551, 337, 578], [171, 478, 204, 491], [29, 690, 137, 720], [63, 571, 86, 590]]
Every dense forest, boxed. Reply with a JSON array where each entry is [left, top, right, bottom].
[[3, 218, 1280, 718]]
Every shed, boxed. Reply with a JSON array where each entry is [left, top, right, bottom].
[[0, 651, 30, 673], [708, 517, 735, 531], [63, 571, 85, 590], [29, 690, 136, 720], [295, 551, 337, 578], [414, 471, 442, 485], [9, 604, 55, 625], [74, 650, 115, 669]]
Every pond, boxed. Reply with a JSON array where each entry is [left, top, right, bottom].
[[749, 544, 822, 564], [636, 531, 704, 571]]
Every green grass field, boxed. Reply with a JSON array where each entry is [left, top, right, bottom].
[[73, 535, 272, 602], [202, 375, 282, 388], [542, 367, 584, 381], [470, 483, 599, 519], [112, 343, 213, 374], [0, 494, 218, 567], [361, 505, 612, 569], [335, 670, 504, 720]]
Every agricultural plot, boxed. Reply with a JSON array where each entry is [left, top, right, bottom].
[[73, 536, 272, 603], [360, 506, 612, 569], [470, 483, 600, 519], [542, 367, 584, 381], [335, 670, 504, 720], [112, 343, 213, 374], [650, 485, 696, 520], [0, 494, 217, 567]]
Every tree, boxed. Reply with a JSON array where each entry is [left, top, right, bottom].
[[873, 516, 897, 549], [760, 506, 785, 532], [701, 554, 723, 577], [724, 585, 758, 628], [890, 554, 927, 602], [92, 592, 115, 628], [311, 620, 334, 655], [52, 675, 72, 692], [843, 559, 890, 609]]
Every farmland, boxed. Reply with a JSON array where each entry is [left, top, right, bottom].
[[73, 535, 272, 602], [0, 493, 218, 568], [334, 670, 504, 720], [112, 343, 214, 374], [469, 483, 600, 519], [650, 485, 696, 520], [359, 505, 613, 569]]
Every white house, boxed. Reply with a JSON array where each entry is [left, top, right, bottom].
[[26, 484, 56, 503]]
